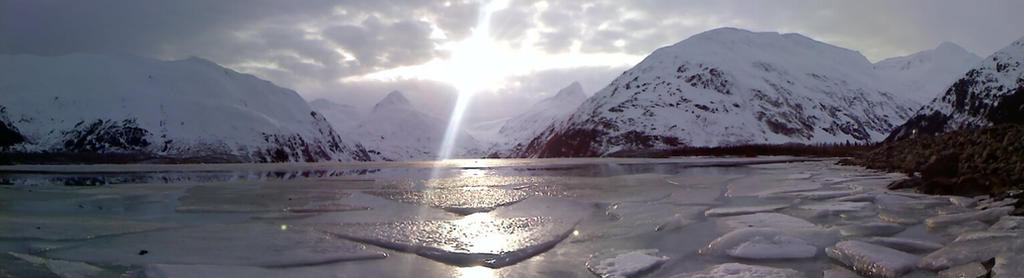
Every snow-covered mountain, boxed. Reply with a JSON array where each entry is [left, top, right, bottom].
[[354, 91, 481, 161], [484, 81, 587, 157], [874, 42, 982, 104], [514, 27, 918, 158], [309, 98, 362, 133], [0, 54, 369, 162], [887, 36, 1024, 140]]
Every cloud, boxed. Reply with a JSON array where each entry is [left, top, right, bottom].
[[2, 0, 1023, 122], [488, 0, 1024, 60], [0, 0, 479, 97]]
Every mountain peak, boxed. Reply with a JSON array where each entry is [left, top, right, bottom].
[[373, 90, 411, 110], [554, 81, 585, 100], [933, 41, 976, 57]]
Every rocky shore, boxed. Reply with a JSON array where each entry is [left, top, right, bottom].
[[845, 124, 1024, 214]]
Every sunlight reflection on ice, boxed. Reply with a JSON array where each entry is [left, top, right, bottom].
[[455, 266, 497, 278]]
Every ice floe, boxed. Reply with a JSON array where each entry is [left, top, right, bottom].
[[937, 262, 988, 278], [319, 215, 577, 267], [924, 206, 1013, 228], [702, 228, 826, 259], [717, 213, 818, 230], [949, 196, 977, 208], [44, 224, 386, 267], [839, 222, 905, 237], [798, 202, 872, 216], [993, 253, 1024, 278], [586, 249, 668, 278], [864, 237, 943, 253], [704, 204, 789, 217], [988, 216, 1024, 231], [672, 262, 803, 278], [826, 240, 919, 278], [918, 231, 1024, 271]]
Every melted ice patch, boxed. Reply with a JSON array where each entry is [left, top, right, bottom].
[[586, 249, 668, 278], [44, 223, 387, 267], [319, 215, 577, 268]]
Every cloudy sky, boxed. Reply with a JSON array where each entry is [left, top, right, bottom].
[[3, 0, 1023, 122]]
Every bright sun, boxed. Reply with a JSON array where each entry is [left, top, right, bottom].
[[346, 0, 638, 95]]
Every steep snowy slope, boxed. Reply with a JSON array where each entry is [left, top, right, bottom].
[[355, 91, 481, 161], [887, 36, 1024, 140], [874, 42, 982, 104], [486, 81, 587, 157], [309, 98, 362, 133], [0, 54, 369, 162], [515, 27, 917, 158]]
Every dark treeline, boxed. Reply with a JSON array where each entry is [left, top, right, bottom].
[[607, 142, 876, 158]]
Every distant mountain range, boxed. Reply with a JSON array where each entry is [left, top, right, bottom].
[[515, 28, 923, 157], [2, 27, 1014, 162], [0, 54, 369, 162], [888, 36, 1024, 140]]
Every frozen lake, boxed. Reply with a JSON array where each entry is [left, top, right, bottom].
[[1, 157, 1021, 278]]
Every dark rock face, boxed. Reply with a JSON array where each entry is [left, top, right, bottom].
[[62, 119, 151, 152], [0, 106, 25, 148], [0, 120, 24, 148], [256, 111, 370, 163]]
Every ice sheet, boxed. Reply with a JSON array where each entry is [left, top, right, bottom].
[[45, 224, 387, 267], [8, 252, 108, 278], [175, 184, 355, 213], [0, 213, 173, 240]]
